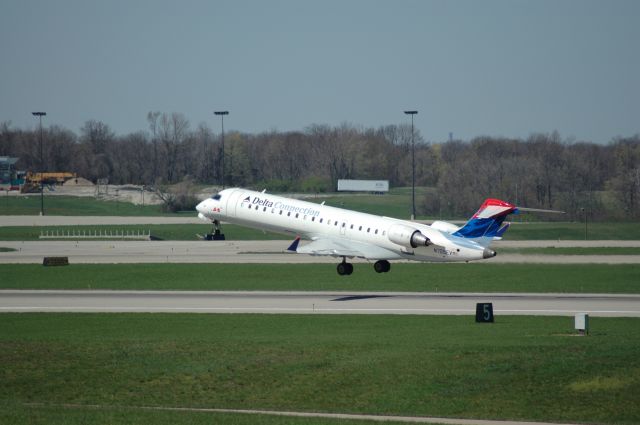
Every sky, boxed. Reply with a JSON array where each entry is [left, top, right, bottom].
[[1, 0, 638, 143]]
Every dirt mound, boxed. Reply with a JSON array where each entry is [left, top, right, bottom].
[[63, 177, 94, 186]]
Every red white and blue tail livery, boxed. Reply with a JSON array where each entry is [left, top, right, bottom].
[[453, 199, 518, 241]]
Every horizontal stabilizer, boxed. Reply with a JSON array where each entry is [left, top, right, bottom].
[[495, 222, 510, 237], [517, 206, 566, 214]]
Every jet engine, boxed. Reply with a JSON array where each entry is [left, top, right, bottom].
[[387, 224, 431, 248], [430, 220, 460, 234]]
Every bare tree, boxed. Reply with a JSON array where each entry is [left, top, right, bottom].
[[157, 112, 189, 183], [608, 137, 640, 218], [79, 120, 115, 181]]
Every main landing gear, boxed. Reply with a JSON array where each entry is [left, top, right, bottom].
[[374, 260, 391, 273], [204, 219, 226, 241], [336, 257, 353, 276], [336, 258, 391, 275]]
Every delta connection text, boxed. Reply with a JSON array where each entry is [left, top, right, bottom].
[[243, 196, 321, 217]]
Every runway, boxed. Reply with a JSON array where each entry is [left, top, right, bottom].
[[0, 240, 337, 264], [1, 290, 639, 316], [0, 215, 203, 226], [1, 240, 640, 264]]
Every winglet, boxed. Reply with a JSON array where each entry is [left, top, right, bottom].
[[287, 236, 301, 252]]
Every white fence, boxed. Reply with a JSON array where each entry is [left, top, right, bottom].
[[39, 229, 151, 240]]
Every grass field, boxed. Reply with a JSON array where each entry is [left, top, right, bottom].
[[0, 190, 425, 218], [0, 195, 175, 216], [506, 222, 640, 240], [0, 224, 283, 241], [2, 263, 639, 293], [1, 314, 639, 425]]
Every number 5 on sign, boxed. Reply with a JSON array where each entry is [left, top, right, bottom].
[[475, 303, 494, 323]]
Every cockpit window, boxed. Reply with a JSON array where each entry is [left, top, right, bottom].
[[211, 194, 222, 201]]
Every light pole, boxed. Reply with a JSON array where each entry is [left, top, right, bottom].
[[214, 111, 229, 189], [404, 110, 418, 220], [585, 208, 588, 240], [32, 111, 46, 216]]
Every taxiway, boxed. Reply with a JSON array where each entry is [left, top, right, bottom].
[[1, 290, 638, 316]]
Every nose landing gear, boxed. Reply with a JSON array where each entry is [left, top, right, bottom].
[[204, 219, 226, 241]]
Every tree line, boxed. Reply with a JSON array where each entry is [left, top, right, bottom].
[[1, 114, 639, 220]]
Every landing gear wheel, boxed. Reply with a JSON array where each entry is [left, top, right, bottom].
[[374, 260, 391, 273], [205, 219, 226, 240], [337, 259, 353, 276], [346, 263, 353, 275]]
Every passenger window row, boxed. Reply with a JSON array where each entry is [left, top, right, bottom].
[[240, 202, 386, 236]]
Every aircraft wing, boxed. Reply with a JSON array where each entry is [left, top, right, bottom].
[[293, 236, 400, 260]]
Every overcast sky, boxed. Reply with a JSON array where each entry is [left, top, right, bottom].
[[1, 0, 638, 143]]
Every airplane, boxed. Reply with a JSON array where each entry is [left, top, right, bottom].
[[196, 188, 539, 275]]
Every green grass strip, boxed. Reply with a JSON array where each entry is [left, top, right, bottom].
[[1, 314, 639, 424], [499, 247, 640, 255], [505, 221, 640, 240], [1, 263, 639, 293]]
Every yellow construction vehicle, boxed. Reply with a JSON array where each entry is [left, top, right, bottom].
[[21, 172, 77, 193]]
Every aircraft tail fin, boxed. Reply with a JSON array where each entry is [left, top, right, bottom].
[[453, 199, 517, 245]]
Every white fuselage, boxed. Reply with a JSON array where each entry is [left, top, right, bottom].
[[196, 188, 490, 262]]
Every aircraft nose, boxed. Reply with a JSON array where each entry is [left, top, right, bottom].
[[196, 200, 206, 214]]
